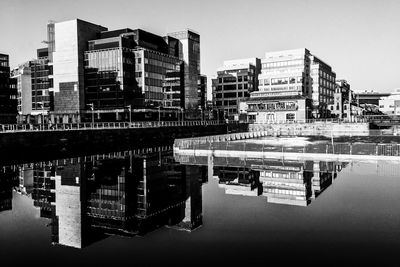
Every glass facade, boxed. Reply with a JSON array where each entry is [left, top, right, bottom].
[[31, 57, 53, 112], [212, 59, 260, 117], [84, 48, 134, 109], [0, 54, 18, 123]]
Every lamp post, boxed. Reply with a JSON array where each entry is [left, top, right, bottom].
[[181, 108, 184, 123], [126, 105, 131, 126], [306, 106, 309, 123], [38, 102, 45, 127], [158, 106, 161, 123], [87, 103, 94, 126]]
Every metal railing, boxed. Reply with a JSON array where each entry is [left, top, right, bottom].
[[174, 131, 400, 157], [252, 118, 368, 124], [0, 120, 224, 133]]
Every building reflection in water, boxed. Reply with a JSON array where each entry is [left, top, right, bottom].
[[175, 154, 349, 207], [1, 148, 205, 249], [0, 166, 19, 212]]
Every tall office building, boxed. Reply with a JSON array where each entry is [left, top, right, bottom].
[[198, 74, 207, 110], [212, 58, 261, 118], [309, 54, 336, 118], [168, 30, 201, 110], [53, 19, 108, 117], [0, 53, 18, 124], [50, 19, 200, 122]]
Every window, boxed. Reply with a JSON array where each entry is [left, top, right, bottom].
[[286, 113, 295, 121], [264, 79, 269, 85], [238, 76, 243, 82]]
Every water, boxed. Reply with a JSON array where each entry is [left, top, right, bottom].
[[1, 143, 400, 265]]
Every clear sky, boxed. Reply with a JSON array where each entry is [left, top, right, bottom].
[[1, 0, 399, 96]]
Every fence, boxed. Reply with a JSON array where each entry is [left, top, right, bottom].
[[174, 131, 400, 157], [252, 118, 368, 124], [0, 120, 223, 133]]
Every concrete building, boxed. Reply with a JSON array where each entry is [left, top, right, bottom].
[[378, 89, 400, 115], [0, 53, 18, 124], [212, 58, 261, 119], [52, 19, 108, 119], [242, 48, 336, 122], [11, 62, 32, 115]]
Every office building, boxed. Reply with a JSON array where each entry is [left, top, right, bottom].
[[11, 62, 32, 115], [212, 58, 261, 119], [198, 74, 207, 110], [168, 30, 201, 110], [12, 48, 53, 121], [309, 53, 336, 118], [246, 49, 312, 122], [49, 19, 199, 122], [242, 48, 336, 122], [0, 53, 18, 124]]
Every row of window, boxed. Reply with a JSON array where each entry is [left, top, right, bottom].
[[218, 75, 249, 83], [215, 84, 249, 91], [215, 92, 250, 99], [262, 59, 304, 69]]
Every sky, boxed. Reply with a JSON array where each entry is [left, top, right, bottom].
[[1, 0, 400, 97]]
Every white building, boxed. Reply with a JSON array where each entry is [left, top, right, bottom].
[[379, 89, 400, 115]]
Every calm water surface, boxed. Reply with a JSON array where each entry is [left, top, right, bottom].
[[1, 143, 400, 266]]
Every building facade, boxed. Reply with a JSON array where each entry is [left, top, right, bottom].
[[11, 62, 32, 115], [0, 53, 18, 124], [378, 89, 400, 115], [309, 54, 336, 118], [49, 19, 199, 122], [11, 48, 54, 123], [355, 90, 390, 106], [198, 74, 207, 110], [329, 80, 355, 119], [240, 48, 336, 122], [167, 30, 201, 110], [212, 58, 261, 119]]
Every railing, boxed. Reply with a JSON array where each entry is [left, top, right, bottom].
[[174, 130, 400, 157], [252, 118, 368, 124], [0, 120, 226, 133]]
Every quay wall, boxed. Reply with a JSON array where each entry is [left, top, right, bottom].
[[249, 122, 371, 137], [0, 123, 248, 163]]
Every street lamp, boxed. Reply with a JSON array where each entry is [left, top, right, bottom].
[[158, 106, 161, 123], [126, 105, 132, 125], [87, 103, 94, 126], [38, 102, 45, 127]]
